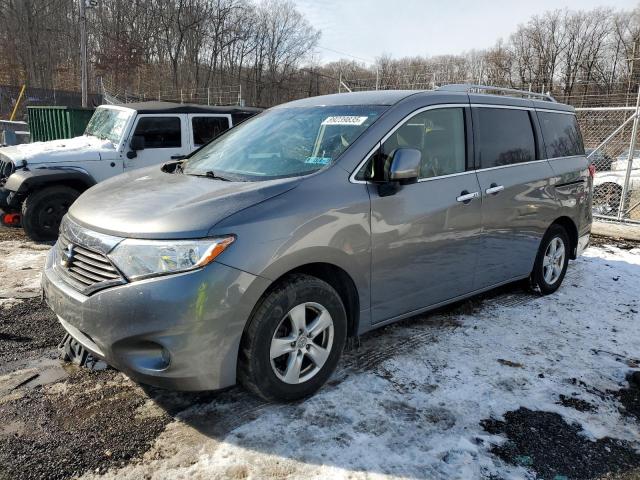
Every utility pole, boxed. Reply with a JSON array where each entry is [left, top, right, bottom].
[[79, 0, 88, 107]]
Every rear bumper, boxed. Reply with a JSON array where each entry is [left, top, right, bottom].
[[42, 246, 271, 391]]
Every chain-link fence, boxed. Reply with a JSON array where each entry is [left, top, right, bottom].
[[576, 105, 640, 223], [0, 85, 102, 121], [101, 79, 244, 107]]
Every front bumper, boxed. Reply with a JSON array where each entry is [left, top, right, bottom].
[[42, 246, 270, 391]]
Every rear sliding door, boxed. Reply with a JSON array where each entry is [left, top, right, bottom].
[[472, 105, 557, 289]]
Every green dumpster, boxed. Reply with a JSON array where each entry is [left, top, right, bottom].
[[27, 106, 95, 142]]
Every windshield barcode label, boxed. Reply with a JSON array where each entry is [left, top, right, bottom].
[[321, 116, 368, 126]]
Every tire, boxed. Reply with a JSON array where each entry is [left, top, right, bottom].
[[238, 274, 347, 401], [529, 224, 570, 295], [21, 186, 80, 241]]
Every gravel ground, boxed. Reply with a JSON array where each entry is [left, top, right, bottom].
[[0, 226, 639, 480]]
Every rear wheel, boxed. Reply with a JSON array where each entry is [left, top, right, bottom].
[[21, 186, 79, 241], [529, 224, 570, 295], [238, 274, 347, 401]]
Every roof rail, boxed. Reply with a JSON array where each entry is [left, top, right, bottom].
[[437, 84, 556, 102]]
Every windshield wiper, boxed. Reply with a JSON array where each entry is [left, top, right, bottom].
[[189, 170, 231, 181]]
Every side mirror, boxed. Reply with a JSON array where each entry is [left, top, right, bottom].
[[129, 135, 145, 152], [388, 148, 421, 184], [378, 148, 421, 197], [127, 135, 145, 159]]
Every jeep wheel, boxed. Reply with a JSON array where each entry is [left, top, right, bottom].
[[21, 186, 80, 241], [238, 274, 347, 401]]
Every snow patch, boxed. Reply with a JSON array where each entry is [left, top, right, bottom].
[[85, 246, 640, 479]]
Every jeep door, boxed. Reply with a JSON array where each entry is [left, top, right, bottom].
[[124, 114, 191, 170], [366, 105, 483, 324], [470, 101, 557, 289]]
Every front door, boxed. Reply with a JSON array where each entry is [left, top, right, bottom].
[[366, 106, 483, 324], [124, 114, 190, 171]]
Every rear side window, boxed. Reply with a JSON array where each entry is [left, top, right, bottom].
[[475, 108, 536, 168], [538, 112, 584, 158], [192, 116, 230, 147], [133, 117, 181, 148]]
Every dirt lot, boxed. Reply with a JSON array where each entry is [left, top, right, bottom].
[[1, 226, 639, 480]]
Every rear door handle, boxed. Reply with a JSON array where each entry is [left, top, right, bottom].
[[456, 191, 480, 203], [485, 184, 505, 195]]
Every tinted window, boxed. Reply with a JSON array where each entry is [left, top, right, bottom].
[[133, 117, 181, 148], [538, 111, 584, 158], [359, 108, 466, 181], [192, 116, 230, 147], [476, 108, 536, 168]]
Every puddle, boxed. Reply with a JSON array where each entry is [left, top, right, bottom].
[[1, 356, 72, 392], [21, 357, 72, 388]]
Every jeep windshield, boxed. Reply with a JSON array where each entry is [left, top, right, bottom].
[[84, 107, 134, 145], [183, 105, 385, 180]]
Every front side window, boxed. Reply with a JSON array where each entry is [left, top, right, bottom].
[[475, 108, 536, 168], [133, 117, 182, 148], [192, 116, 230, 147], [538, 111, 584, 158], [183, 106, 385, 181], [358, 107, 466, 181]]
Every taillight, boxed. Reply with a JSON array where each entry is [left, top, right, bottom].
[[588, 164, 596, 178]]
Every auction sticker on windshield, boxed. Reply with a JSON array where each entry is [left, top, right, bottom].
[[321, 116, 368, 126]]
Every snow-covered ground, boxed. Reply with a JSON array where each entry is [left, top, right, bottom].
[[71, 243, 639, 480]]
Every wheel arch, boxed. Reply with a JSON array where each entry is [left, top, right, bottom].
[[550, 216, 579, 259], [242, 262, 361, 342], [5, 167, 96, 201]]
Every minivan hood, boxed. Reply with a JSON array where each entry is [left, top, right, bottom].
[[0, 135, 114, 166], [68, 166, 300, 239]]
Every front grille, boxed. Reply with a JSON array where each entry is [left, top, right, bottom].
[[55, 235, 125, 295], [0, 154, 15, 182]]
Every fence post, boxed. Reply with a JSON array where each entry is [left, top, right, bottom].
[[207, 87, 210, 105], [618, 85, 640, 220]]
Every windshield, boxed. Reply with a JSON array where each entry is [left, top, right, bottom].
[[84, 107, 133, 145], [183, 105, 386, 180]]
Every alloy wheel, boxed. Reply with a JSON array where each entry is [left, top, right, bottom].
[[270, 302, 334, 384]]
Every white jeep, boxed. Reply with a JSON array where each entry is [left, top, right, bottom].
[[0, 101, 261, 240]]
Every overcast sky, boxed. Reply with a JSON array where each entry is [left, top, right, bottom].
[[293, 0, 637, 65]]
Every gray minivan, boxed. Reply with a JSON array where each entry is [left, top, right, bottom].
[[42, 85, 592, 401]]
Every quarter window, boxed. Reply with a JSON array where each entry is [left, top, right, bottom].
[[360, 107, 466, 181], [133, 117, 182, 148], [538, 112, 584, 158], [475, 108, 536, 168], [192, 116, 230, 147]]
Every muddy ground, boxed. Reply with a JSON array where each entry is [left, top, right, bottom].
[[1, 226, 640, 480]]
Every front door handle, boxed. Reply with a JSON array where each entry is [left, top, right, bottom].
[[486, 183, 505, 195], [456, 190, 480, 203]]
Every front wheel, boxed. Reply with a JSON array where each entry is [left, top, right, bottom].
[[529, 224, 570, 295], [21, 186, 79, 241], [238, 274, 347, 401]]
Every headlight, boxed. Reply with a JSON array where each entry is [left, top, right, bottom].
[[108, 236, 235, 280]]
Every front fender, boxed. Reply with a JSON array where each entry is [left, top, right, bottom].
[[5, 167, 96, 194]]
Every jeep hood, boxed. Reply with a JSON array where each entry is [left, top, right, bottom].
[[0, 135, 114, 166], [68, 166, 300, 239]]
